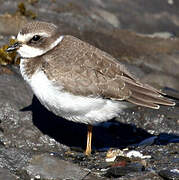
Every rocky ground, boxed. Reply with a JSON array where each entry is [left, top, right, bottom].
[[0, 0, 179, 179]]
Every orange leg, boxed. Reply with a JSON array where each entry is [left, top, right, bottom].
[[85, 125, 93, 156]]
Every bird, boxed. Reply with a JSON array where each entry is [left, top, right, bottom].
[[6, 21, 175, 156]]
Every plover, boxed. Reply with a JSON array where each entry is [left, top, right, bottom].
[[7, 21, 175, 155]]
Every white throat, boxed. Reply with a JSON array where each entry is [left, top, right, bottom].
[[17, 35, 64, 58]]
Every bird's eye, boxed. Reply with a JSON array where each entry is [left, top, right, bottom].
[[32, 35, 41, 41], [31, 35, 41, 42]]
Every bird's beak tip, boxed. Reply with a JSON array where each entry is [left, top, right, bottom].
[[6, 46, 14, 53], [6, 42, 21, 53]]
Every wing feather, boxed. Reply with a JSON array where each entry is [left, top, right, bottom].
[[42, 35, 175, 108]]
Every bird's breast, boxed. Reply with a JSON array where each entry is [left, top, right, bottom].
[[20, 63, 128, 124]]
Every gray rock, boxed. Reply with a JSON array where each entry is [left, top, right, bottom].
[[25, 153, 90, 180], [159, 169, 179, 180], [0, 66, 32, 109], [0, 167, 17, 180], [0, 146, 30, 171], [105, 163, 144, 178]]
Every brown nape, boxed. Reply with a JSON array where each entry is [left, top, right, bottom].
[[125, 80, 175, 109]]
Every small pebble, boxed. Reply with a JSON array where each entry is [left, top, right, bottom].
[[105, 162, 144, 178], [126, 150, 151, 159], [159, 169, 179, 180]]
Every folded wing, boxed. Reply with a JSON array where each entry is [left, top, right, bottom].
[[42, 35, 175, 109]]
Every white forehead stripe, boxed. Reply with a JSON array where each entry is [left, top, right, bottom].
[[17, 32, 49, 42], [17, 35, 64, 58]]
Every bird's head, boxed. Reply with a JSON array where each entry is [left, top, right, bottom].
[[7, 21, 63, 58]]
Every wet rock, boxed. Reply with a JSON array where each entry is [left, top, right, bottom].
[[136, 143, 179, 171], [159, 169, 179, 180], [115, 105, 179, 135], [0, 65, 32, 109], [105, 162, 144, 178], [0, 167, 17, 180], [0, 146, 31, 171], [25, 153, 90, 180], [116, 171, 163, 180]]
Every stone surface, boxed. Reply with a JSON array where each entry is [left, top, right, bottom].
[[0, 146, 30, 172], [0, 167, 17, 180], [25, 153, 90, 180], [0, 0, 178, 179], [159, 169, 179, 180], [105, 163, 144, 178]]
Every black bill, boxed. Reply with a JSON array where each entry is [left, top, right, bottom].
[[6, 42, 21, 52]]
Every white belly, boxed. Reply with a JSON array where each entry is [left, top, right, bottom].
[[21, 66, 128, 124]]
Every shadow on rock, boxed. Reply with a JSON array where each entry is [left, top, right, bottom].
[[21, 96, 179, 151]]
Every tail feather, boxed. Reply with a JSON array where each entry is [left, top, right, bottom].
[[126, 82, 161, 97], [122, 76, 162, 95], [131, 91, 175, 107], [123, 77, 175, 109], [127, 96, 160, 109]]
